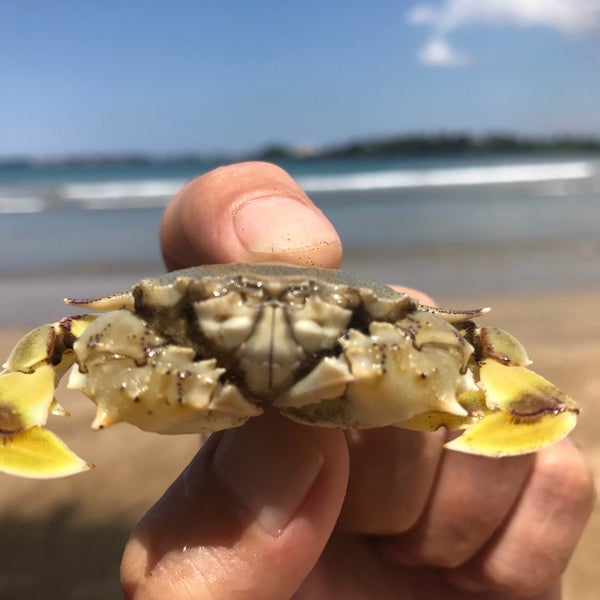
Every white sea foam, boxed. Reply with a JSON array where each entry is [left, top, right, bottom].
[[0, 196, 46, 214], [0, 160, 596, 214], [61, 179, 186, 209], [298, 161, 596, 192]]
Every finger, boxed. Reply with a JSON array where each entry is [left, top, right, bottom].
[[446, 439, 595, 596], [357, 283, 533, 552], [337, 427, 445, 534], [379, 446, 535, 568], [121, 412, 349, 599], [336, 285, 442, 534], [160, 161, 342, 269], [296, 531, 562, 599], [337, 285, 441, 534]]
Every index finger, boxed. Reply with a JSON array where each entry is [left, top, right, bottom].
[[160, 161, 342, 270]]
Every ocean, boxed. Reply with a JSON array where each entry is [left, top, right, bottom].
[[1, 154, 599, 324]]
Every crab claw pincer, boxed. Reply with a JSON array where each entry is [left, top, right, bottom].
[[445, 359, 579, 456], [0, 320, 93, 478]]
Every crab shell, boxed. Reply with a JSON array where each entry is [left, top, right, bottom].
[[0, 263, 579, 478]]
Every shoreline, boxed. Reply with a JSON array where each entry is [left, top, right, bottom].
[[2, 244, 598, 326]]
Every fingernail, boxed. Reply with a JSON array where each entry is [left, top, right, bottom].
[[233, 196, 337, 255], [212, 414, 324, 536]]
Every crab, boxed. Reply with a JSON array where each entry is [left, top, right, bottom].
[[0, 263, 578, 478]]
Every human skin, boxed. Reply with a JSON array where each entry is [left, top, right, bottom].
[[121, 162, 595, 599]]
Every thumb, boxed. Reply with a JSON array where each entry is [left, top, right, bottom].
[[121, 412, 349, 599]]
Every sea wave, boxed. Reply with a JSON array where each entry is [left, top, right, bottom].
[[298, 161, 596, 192], [0, 179, 186, 214], [0, 196, 47, 214], [61, 179, 187, 208], [0, 160, 596, 214]]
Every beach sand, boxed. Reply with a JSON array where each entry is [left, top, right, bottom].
[[0, 286, 598, 599]]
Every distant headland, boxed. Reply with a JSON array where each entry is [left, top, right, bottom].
[[255, 133, 600, 161], [2, 133, 600, 168]]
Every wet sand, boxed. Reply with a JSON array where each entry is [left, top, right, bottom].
[[0, 286, 598, 599]]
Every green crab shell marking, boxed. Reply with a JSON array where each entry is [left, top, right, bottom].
[[0, 263, 579, 478]]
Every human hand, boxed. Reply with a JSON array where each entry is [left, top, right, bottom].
[[121, 162, 594, 599]]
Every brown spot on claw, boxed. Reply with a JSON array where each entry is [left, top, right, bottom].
[[510, 392, 573, 421], [0, 406, 25, 436]]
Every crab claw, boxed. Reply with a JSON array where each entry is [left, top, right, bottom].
[[0, 366, 91, 478], [0, 426, 91, 479], [0, 318, 96, 478], [445, 360, 579, 457]]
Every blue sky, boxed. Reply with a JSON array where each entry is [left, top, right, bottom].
[[2, 0, 600, 158]]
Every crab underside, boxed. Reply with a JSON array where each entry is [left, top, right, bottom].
[[0, 263, 578, 478]]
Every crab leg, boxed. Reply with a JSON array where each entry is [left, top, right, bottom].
[[0, 316, 97, 478]]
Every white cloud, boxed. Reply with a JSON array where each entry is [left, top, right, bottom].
[[418, 37, 469, 66], [408, 0, 600, 66]]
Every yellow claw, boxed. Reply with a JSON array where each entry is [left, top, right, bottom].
[[3, 325, 57, 372], [446, 360, 579, 457], [3, 315, 97, 375], [478, 359, 578, 416], [445, 409, 578, 457], [0, 358, 91, 478], [0, 426, 91, 479], [0, 367, 56, 431], [478, 326, 531, 366]]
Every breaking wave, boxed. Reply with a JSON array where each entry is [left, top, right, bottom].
[[0, 160, 597, 214]]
